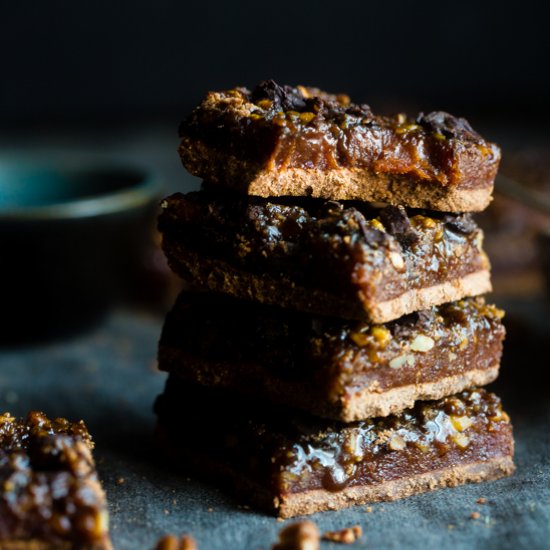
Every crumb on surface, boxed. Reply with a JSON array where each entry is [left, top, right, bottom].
[[470, 512, 481, 520], [322, 525, 363, 544], [272, 520, 320, 550], [116, 477, 125, 485], [154, 534, 197, 550], [476, 497, 487, 504]]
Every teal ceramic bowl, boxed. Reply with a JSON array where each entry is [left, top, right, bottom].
[[0, 157, 162, 342]]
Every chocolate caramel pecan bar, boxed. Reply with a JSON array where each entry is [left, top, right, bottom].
[[159, 293, 504, 421], [159, 190, 491, 323], [178, 80, 500, 212], [155, 381, 514, 518], [0, 412, 111, 550]]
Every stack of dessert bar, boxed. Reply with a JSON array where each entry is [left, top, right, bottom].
[[154, 81, 514, 518]]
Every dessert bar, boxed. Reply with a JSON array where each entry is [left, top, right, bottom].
[[159, 293, 505, 420], [159, 191, 491, 323], [0, 412, 111, 550], [178, 80, 500, 212], [155, 381, 514, 518]]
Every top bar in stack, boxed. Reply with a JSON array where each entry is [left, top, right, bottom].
[[178, 80, 500, 212]]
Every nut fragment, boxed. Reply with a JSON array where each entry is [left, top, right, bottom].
[[371, 326, 391, 346], [396, 113, 407, 124], [351, 332, 369, 347], [180, 537, 197, 550], [450, 415, 474, 432], [389, 251, 405, 271], [322, 525, 363, 543], [410, 335, 435, 352], [272, 521, 320, 550], [388, 434, 407, 451], [299, 112, 316, 124], [389, 354, 414, 369], [452, 433, 470, 449], [155, 534, 197, 550], [370, 219, 385, 232], [389, 355, 407, 369]]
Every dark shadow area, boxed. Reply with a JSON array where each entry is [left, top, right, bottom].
[[1, 2, 549, 127]]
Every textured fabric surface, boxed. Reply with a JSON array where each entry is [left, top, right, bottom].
[[0, 298, 548, 549]]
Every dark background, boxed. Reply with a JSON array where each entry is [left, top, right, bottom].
[[2, 1, 549, 128]]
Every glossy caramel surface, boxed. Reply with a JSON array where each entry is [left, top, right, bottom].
[[159, 190, 488, 306], [155, 383, 513, 497], [179, 80, 500, 188], [160, 293, 504, 418]]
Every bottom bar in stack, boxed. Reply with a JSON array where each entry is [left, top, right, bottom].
[[154, 377, 514, 518]]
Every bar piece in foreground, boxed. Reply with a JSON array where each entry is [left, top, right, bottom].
[[178, 80, 501, 212], [159, 293, 505, 420], [155, 380, 514, 518], [159, 190, 491, 323], [0, 412, 111, 550]]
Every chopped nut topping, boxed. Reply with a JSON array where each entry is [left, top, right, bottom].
[[371, 326, 391, 346], [322, 525, 363, 544], [389, 251, 405, 271], [452, 433, 470, 449], [272, 521, 320, 550], [389, 355, 408, 369], [350, 332, 370, 347], [410, 335, 435, 352], [450, 415, 474, 432], [388, 434, 407, 451]]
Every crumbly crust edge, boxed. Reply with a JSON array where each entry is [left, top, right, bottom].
[[162, 240, 492, 323], [277, 457, 515, 518], [178, 141, 494, 212]]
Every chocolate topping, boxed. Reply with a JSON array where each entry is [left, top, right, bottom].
[[178, 81, 501, 209], [442, 213, 479, 235], [379, 205, 419, 245], [159, 191, 489, 322], [251, 80, 307, 112], [416, 111, 481, 142]]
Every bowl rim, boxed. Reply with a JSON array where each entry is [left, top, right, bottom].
[[0, 156, 162, 221]]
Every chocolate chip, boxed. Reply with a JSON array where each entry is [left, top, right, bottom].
[[251, 80, 306, 112], [345, 103, 373, 120], [416, 111, 481, 141], [349, 209, 387, 247], [391, 309, 434, 340], [380, 206, 409, 234], [379, 206, 419, 245], [441, 213, 477, 235]]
